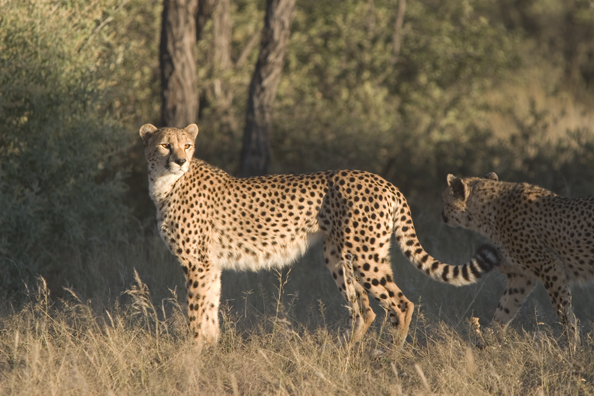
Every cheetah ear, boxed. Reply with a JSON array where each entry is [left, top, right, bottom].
[[139, 124, 158, 144], [184, 124, 199, 141], [447, 174, 467, 201], [484, 172, 498, 181]]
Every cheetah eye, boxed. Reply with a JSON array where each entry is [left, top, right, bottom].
[[184, 144, 192, 150], [160, 143, 170, 149]]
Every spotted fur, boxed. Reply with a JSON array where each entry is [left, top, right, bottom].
[[140, 124, 500, 349], [442, 171, 594, 346]]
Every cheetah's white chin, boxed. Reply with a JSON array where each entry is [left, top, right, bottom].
[[166, 164, 188, 175]]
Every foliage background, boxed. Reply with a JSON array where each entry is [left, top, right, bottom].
[[1, 1, 594, 392]]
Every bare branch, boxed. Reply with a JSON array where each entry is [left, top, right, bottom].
[[235, 28, 261, 68], [392, 0, 406, 64]]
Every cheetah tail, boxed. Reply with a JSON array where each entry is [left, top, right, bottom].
[[395, 220, 501, 286]]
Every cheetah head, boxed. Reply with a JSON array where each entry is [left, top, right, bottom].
[[441, 172, 499, 229], [140, 123, 198, 175], [139, 123, 199, 201]]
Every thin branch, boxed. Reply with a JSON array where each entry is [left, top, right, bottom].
[[391, 0, 406, 64], [235, 28, 261, 68], [79, 0, 130, 53]]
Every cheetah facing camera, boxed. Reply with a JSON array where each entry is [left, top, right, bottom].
[[442, 172, 594, 347], [140, 123, 500, 349]]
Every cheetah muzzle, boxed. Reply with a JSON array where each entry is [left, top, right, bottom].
[[140, 124, 500, 350]]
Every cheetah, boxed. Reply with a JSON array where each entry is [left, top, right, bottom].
[[139, 123, 500, 349], [442, 171, 594, 347]]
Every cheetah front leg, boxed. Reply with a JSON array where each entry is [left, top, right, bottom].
[[323, 240, 376, 343], [491, 261, 537, 331], [183, 258, 222, 350]]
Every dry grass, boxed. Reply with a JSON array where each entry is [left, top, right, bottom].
[[1, 272, 593, 396]]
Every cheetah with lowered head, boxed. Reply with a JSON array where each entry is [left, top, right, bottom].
[[442, 172, 594, 346], [140, 123, 500, 349]]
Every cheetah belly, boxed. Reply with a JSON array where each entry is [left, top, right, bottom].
[[211, 231, 324, 272]]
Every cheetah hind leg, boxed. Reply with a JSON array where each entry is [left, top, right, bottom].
[[323, 240, 375, 343], [341, 259, 376, 343], [535, 259, 580, 351], [365, 257, 415, 348]]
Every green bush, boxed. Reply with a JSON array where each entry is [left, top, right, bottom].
[[0, 0, 134, 296]]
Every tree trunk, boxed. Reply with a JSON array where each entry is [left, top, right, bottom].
[[212, 0, 232, 105], [562, 0, 581, 90], [239, 0, 296, 177], [212, 0, 240, 134], [160, 0, 199, 127], [213, 0, 232, 71]]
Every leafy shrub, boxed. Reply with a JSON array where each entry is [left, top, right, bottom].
[[0, 0, 133, 296]]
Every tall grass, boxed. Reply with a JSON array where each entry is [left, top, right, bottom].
[[1, 260, 593, 396]]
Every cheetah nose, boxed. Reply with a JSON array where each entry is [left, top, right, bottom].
[[174, 158, 187, 166]]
